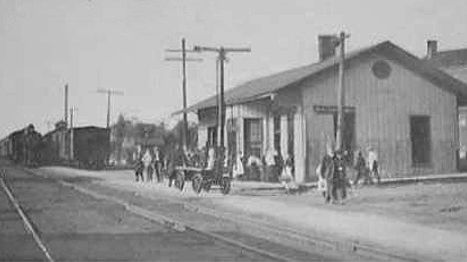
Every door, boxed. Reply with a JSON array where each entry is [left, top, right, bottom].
[[207, 126, 217, 148], [410, 116, 431, 166], [244, 118, 263, 157]]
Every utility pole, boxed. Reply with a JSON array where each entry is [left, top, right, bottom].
[[335, 31, 350, 152], [69, 107, 75, 161], [165, 38, 202, 150], [64, 84, 69, 127], [97, 89, 124, 128], [193, 45, 251, 154]]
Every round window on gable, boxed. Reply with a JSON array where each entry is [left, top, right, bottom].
[[372, 60, 392, 79]]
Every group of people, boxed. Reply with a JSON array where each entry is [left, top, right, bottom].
[[133, 140, 380, 201], [134, 144, 218, 188], [233, 148, 296, 191], [354, 147, 380, 185], [317, 144, 380, 204], [134, 146, 165, 183]]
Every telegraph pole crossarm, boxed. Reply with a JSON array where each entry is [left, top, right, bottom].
[[192, 45, 251, 150], [165, 57, 203, 62], [193, 44, 250, 184]]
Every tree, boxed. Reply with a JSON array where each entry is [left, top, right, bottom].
[[163, 120, 198, 150], [111, 114, 132, 162]]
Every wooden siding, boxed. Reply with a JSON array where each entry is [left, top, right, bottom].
[[302, 53, 458, 180]]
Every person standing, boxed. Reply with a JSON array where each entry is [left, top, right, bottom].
[[320, 143, 335, 203], [233, 151, 244, 179], [153, 146, 164, 183], [134, 146, 144, 182], [333, 150, 347, 204], [142, 149, 153, 182], [368, 147, 380, 184], [280, 154, 295, 193], [274, 149, 284, 182], [247, 154, 262, 181], [353, 150, 367, 186], [264, 148, 276, 182], [167, 144, 184, 187]]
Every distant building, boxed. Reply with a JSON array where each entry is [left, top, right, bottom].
[[182, 39, 467, 182], [425, 40, 467, 169], [43, 124, 109, 168]]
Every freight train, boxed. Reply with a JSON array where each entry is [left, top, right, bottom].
[[0, 124, 42, 166], [0, 122, 110, 169]]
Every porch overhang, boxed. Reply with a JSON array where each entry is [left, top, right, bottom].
[[171, 92, 276, 116]]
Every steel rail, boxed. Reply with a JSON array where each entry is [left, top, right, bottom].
[[18, 166, 294, 262], [0, 170, 55, 262]]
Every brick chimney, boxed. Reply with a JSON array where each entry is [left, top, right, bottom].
[[318, 35, 338, 61], [426, 40, 438, 59]]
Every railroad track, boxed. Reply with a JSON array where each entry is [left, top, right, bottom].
[[0, 169, 55, 262], [22, 167, 423, 262], [10, 167, 304, 262]]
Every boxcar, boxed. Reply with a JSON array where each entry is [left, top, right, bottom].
[[1, 124, 42, 166], [72, 126, 110, 169]]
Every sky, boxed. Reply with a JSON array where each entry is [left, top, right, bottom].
[[1, 0, 467, 137]]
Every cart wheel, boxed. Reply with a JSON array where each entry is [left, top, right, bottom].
[[220, 177, 231, 195], [175, 171, 185, 191], [192, 174, 203, 194], [203, 181, 212, 192]]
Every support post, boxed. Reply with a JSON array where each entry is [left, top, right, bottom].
[[219, 48, 226, 151], [106, 91, 111, 129], [69, 108, 74, 161], [64, 84, 68, 127], [335, 31, 347, 152], [182, 38, 188, 150]]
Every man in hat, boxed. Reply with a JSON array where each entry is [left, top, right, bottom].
[[333, 150, 347, 203], [167, 144, 185, 187]]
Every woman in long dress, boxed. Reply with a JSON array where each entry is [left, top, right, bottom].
[[142, 149, 153, 182]]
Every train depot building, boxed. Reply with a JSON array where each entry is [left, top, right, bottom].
[[186, 40, 467, 183], [424, 40, 467, 170]]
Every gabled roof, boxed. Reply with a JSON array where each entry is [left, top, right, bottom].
[[426, 48, 467, 68], [180, 41, 467, 113]]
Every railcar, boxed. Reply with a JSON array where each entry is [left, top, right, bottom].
[[72, 126, 110, 169], [0, 124, 42, 166]]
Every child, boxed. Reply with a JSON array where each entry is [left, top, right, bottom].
[[280, 154, 296, 193], [368, 147, 381, 184]]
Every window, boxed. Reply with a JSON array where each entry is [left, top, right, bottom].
[[410, 116, 431, 166], [244, 118, 263, 157], [372, 60, 392, 79], [207, 126, 217, 148]]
